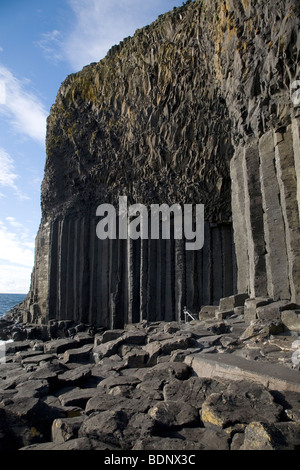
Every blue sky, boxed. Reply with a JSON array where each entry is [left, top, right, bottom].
[[0, 0, 184, 294]]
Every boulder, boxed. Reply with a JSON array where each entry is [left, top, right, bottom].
[[148, 401, 199, 428], [44, 338, 79, 354], [52, 416, 85, 443], [159, 334, 193, 355], [101, 330, 125, 344], [163, 322, 181, 334], [142, 341, 162, 366], [0, 396, 61, 448], [163, 377, 228, 408], [78, 410, 128, 447], [219, 294, 249, 311], [73, 332, 95, 346], [242, 421, 300, 450], [256, 301, 298, 322], [201, 382, 283, 429], [137, 361, 191, 383], [281, 310, 300, 332], [199, 306, 219, 321], [21, 353, 57, 365], [244, 298, 273, 322], [85, 389, 151, 415], [93, 337, 124, 362], [63, 344, 93, 363], [97, 375, 141, 390], [57, 365, 92, 388], [15, 379, 49, 398], [122, 349, 149, 368], [58, 387, 96, 408], [122, 330, 147, 346]]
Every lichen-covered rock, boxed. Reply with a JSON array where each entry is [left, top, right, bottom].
[[242, 421, 300, 450], [201, 382, 283, 429]]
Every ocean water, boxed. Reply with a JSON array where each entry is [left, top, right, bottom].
[[0, 293, 26, 318]]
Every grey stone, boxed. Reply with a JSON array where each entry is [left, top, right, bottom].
[[15, 379, 49, 398], [256, 300, 297, 322], [142, 341, 162, 367], [73, 332, 94, 346], [159, 334, 193, 355], [52, 415, 85, 443], [244, 297, 273, 322], [122, 330, 147, 345], [85, 389, 151, 415], [57, 365, 92, 387], [179, 427, 230, 450], [185, 353, 300, 393], [148, 401, 199, 428], [58, 387, 96, 408], [0, 396, 61, 448], [163, 322, 181, 334], [133, 437, 201, 451], [101, 330, 125, 344], [122, 349, 149, 368], [93, 337, 124, 362], [215, 309, 234, 320], [281, 310, 300, 332], [63, 344, 93, 363], [219, 294, 249, 311], [201, 381, 283, 429], [137, 361, 191, 383], [97, 375, 141, 390], [20, 437, 119, 450], [242, 421, 300, 450], [21, 353, 57, 365], [44, 338, 79, 354], [78, 410, 128, 447], [199, 306, 219, 321], [163, 377, 227, 408]]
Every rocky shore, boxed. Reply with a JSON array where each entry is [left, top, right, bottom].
[[0, 295, 300, 451]]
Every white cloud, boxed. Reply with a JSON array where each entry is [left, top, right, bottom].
[[0, 263, 32, 293], [0, 219, 34, 268], [0, 219, 35, 293], [0, 64, 47, 145], [38, 0, 177, 71], [36, 30, 63, 65], [0, 148, 18, 190], [0, 147, 29, 200]]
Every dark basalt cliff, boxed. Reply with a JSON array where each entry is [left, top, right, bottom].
[[26, 0, 300, 327]]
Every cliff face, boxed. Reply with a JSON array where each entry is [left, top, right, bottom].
[[27, 0, 300, 327]]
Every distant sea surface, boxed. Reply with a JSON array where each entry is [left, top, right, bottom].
[[0, 294, 26, 318]]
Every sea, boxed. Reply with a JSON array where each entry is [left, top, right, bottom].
[[0, 293, 26, 318]]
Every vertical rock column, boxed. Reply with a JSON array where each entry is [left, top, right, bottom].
[[28, 221, 52, 323], [259, 131, 290, 300], [292, 118, 300, 223], [274, 125, 300, 304], [242, 144, 268, 298], [230, 149, 250, 295]]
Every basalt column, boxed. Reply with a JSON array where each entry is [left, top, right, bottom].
[[26, 213, 236, 327], [25, 0, 300, 326]]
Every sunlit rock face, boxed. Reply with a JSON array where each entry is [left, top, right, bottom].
[[26, 0, 300, 327]]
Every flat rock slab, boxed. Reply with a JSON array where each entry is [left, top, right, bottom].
[[185, 353, 300, 393]]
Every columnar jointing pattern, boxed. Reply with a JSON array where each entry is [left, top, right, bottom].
[[230, 118, 300, 304], [27, 218, 236, 327]]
